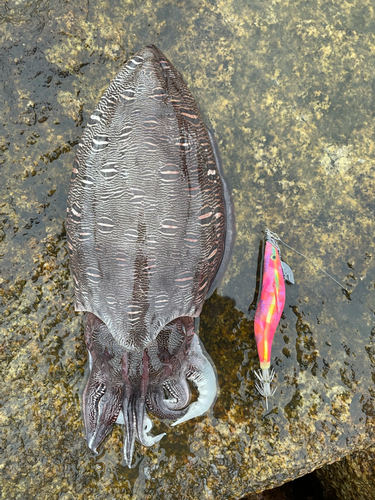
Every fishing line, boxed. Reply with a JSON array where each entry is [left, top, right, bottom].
[[266, 228, 374, 314]]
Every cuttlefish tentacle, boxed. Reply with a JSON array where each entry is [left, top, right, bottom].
[[162, 377, 191, 410], [121, 351, 136, 467], [146, 385, 189, 420], [171, 335, 217, 427], [122, 350, 166, 467], [135, 351, 166, 448]]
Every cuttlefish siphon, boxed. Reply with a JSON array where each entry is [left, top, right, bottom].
[[66, 44, 235, 466]]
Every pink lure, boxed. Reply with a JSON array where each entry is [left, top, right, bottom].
[[254, 230, 294, 408]]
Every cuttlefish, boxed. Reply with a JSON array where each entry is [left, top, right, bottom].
[[66, 44, 235, 466]]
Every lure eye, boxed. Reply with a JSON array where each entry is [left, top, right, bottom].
[[271, 254, 276, 260]]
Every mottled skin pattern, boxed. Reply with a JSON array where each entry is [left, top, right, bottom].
[[67, 45, 234, 466], [83, 313, 124, 452], [84, 313, 198, 463], [67, 45, 226, 351]]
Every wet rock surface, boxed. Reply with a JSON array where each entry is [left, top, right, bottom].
[[241, 470, 328, 500], [315, 444, 375, 500], [1, 0, 375, 499]]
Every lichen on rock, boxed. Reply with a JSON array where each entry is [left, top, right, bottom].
[[1, 0, 375, 498]]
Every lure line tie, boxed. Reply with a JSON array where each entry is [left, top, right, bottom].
[[266, 228, 349, 292]]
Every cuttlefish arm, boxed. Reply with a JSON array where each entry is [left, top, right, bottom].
[[82, 313, 124, 454], [121, 350, 166, 467], [84, 315, 218, 466], [144, 317, 218, 427], [171, 334, 218, 426]]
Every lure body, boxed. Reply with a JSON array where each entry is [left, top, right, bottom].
[[254, 240, 286, 369], [254, 230, 294, 408]]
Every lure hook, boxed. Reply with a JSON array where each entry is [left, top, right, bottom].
[[254, 368, 277, 409]]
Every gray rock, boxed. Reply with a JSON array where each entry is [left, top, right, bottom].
[[316, 445, 375, 500], [1, 0, 374, 498]]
